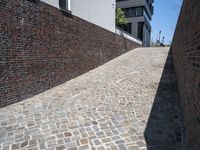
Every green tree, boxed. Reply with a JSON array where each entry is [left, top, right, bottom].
[[116, 8, 128, 26]]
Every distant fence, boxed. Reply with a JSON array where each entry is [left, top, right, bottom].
[[171, 0, 200, 149]]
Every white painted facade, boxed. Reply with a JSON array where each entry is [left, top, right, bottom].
[[115, 27, 142, 45], [41, 0, 116, 33], [41, 0, 60, 8]]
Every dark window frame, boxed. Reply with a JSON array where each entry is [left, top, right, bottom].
[[119, 23, 132, 35], [122, 7, 144, 18], [60, 0, 67, 9], [59, 0, 72, 17]]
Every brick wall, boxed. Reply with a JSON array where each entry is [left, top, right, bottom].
[[0, 0, 140, 107], [171, 0, 200, 149]]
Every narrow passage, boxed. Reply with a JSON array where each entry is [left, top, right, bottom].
[[0, 47, 183, 150]]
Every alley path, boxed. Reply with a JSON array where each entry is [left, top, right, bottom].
[[0, 48, 183, 150]]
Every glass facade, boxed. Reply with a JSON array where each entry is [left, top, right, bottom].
[[122, 6, 151, 21], [122, 7, 144, 18]]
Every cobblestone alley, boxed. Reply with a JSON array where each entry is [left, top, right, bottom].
[[0, 48, 184, 150]]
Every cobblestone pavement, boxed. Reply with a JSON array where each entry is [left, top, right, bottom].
[[0, 47, 183, 150]]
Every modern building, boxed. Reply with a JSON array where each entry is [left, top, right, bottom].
[[116, 0, 154, 47], [41, 0, 116, 33], [40, 0, 142, 44]]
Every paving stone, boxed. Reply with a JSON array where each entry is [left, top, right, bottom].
[[68, 147, 77, 150], [39, 143, 47, 149], [96, 146, 106, 150], [112, 136, 121, 141], [64, 138, 71, 144], [118, 144, 127, 150], [21, 141, 28, 148], [92, 121, 98, 125], [128, 145, 139, 150], [64, 132, 72, 137], [105, 131, 112, 136], [96, 131, 105, 138], [112, 130, 119, 135], [57, 139, 64, 145], [115, 140, 125, 144], [29, 139, 37, 146], [136, 141, 146, 147], [2, 145, 10, 150], [79, 145, 89, 150], [12, 143, 20, 149], [57, 133, 64, 139], [80, 139, 89, 145], [56, 145, 65, 150], [81, 132, 88, 138], [102, 138, 111, 143], [93, 139, 101, 146], [110, 145, 119, 150], [65, 141, 76, 148]]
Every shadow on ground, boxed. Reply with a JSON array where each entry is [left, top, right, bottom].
[[144, 50, 184, 150]]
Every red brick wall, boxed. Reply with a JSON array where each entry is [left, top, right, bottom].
[[171, 0, 200, 149], [0, 0, 140, 107]]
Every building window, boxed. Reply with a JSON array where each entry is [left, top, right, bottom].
[[126, 23, 132, 34], [123, 7, 144, 18], [59, 0, 70, 11], [138, 22, 144, 41], [136, 7, 143, 16]]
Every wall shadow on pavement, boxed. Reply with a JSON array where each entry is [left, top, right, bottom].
[[144, 50, 184, 150]]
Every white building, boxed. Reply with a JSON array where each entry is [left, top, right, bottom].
[[41, 0, 116, 33]]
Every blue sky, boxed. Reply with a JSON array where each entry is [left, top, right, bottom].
[[151, 0, 183, 44]]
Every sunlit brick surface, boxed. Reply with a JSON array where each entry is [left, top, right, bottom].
[[0, 0, 140, 107]]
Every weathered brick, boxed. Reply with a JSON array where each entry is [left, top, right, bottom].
[[0, 0, 140, 108], [172, 0, 200, 149]]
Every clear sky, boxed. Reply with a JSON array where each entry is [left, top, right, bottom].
[[151, 0, 183, 45]]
